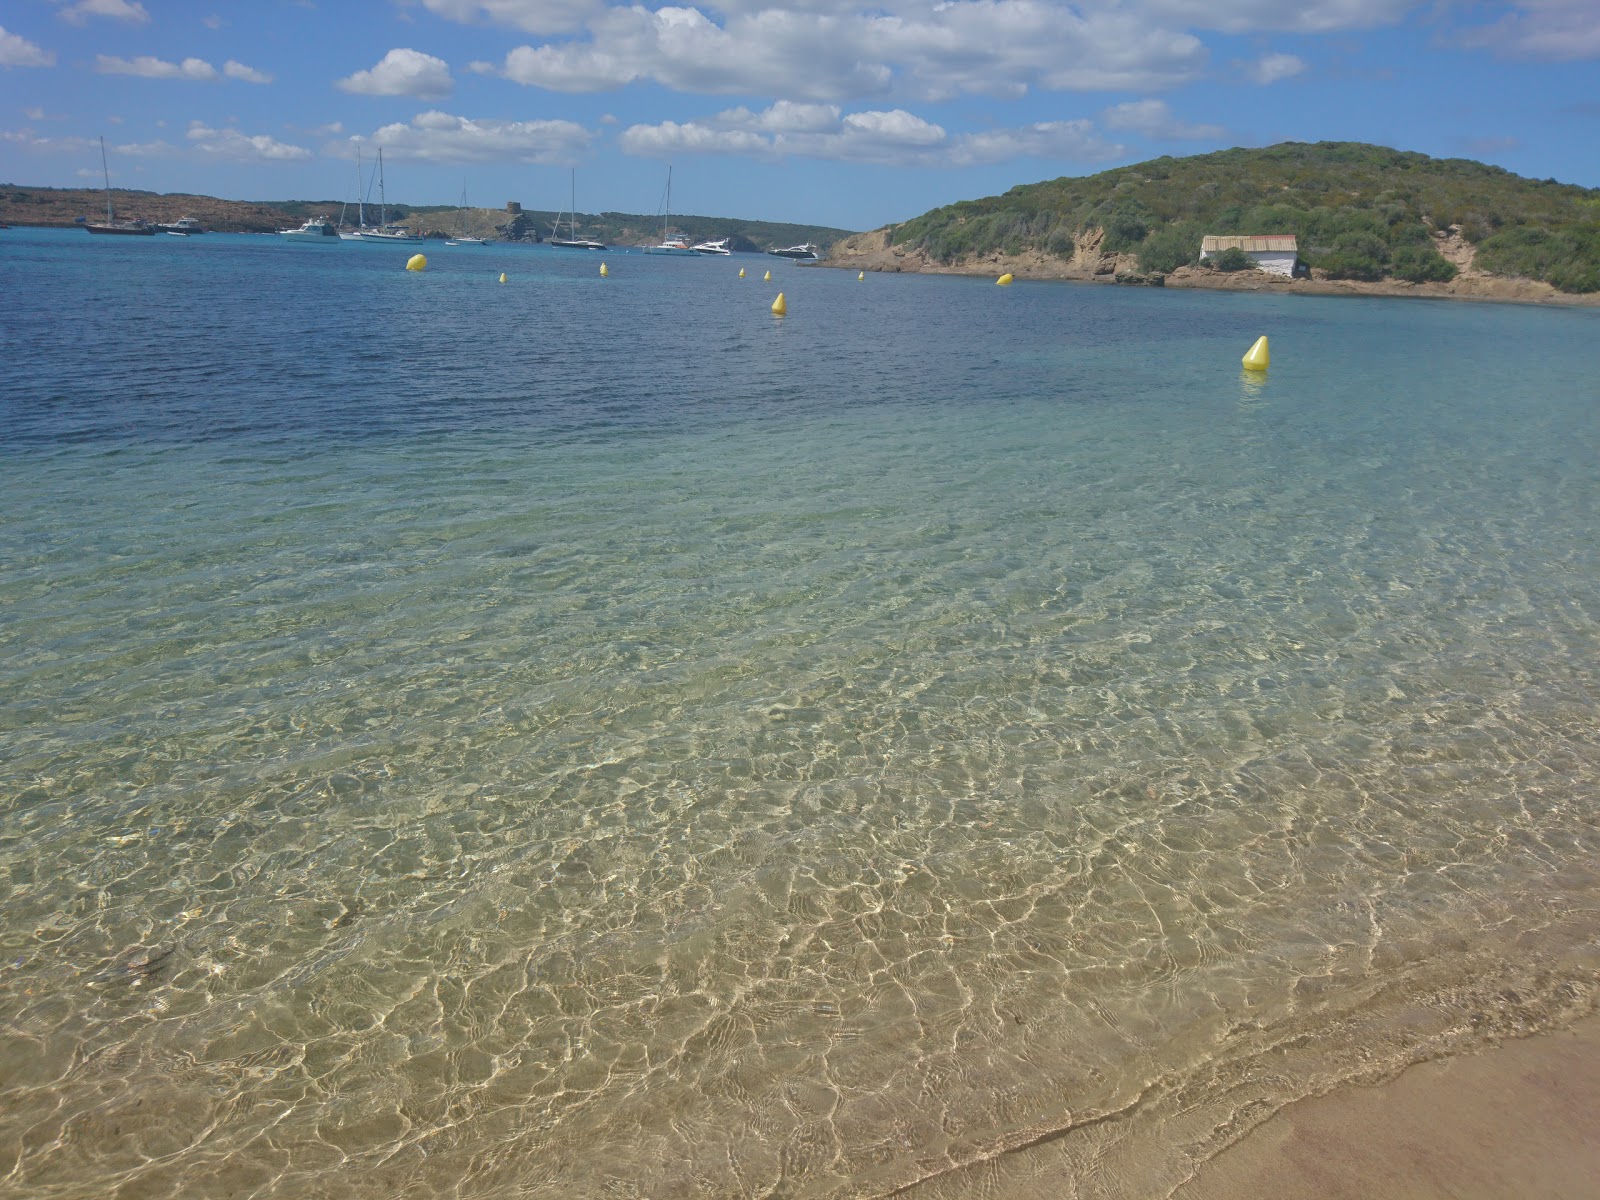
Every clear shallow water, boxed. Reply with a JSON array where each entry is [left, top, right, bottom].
[[2, 228, 1599, 1198]]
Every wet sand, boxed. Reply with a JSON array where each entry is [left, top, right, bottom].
[[1173, 1014, 1600, 1200]]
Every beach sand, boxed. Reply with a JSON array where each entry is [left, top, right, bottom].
[[1173, 1014, 1600, 1200]]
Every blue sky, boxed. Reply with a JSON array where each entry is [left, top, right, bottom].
[[2, 0, 1596, 231]]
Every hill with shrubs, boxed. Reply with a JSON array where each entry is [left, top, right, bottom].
[[854, 142, 1600, 294]]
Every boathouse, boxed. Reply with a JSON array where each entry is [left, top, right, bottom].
[[1199, 234, 1299, 276]]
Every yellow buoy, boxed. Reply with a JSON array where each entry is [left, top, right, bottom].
[[738, 267, 746, 278], [771, 292, 786, 316], [499, 272, 506, 284], [406, 253, 427, 272], [600, 262, 609, 277], [763, 269, 771, 281], [858, 271, 865, 281], [1242, 335, 1270, 371], [996, 273, 1014, 286]]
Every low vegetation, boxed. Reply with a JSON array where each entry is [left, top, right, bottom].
[[888, 142, 1600, 292]]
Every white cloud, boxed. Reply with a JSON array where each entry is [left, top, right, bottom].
[[1, 26, 57, 67], [96, 54, 219, 80], [1244, 51, 1307, 83], [57, 0, 150, 25], [1142, 0, 1413, 34], [345, 110, 593, 163], [337, 48, 454, 98], [620, 101, 1122, 166], [224, 60, 273, 84], [1457, 0, 1600, 60], [486, 2, 1207, 102], [187, 122, 312, 160], [1101, 98, 1226, 139], [415, 0, 604, 36]]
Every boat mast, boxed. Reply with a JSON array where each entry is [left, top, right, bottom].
[[570, 168, 577, 242], [356, 147, 364, 229], [100, 136, 113, 223], [663, 166, 671, 243], [377, 148, 387, 228]]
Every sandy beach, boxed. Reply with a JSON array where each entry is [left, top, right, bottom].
[[1174, 1014, 1600, 1199]]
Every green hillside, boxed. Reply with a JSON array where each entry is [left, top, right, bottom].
[[889, 142, 1600, 293]]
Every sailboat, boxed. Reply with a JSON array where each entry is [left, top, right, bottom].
[[352, 149, 421, 243], [445, 183, 490, 246], [83, 137, 154, 235], [644, 166, 695, 255], [338, 148, 370, 240], [549, 169, 605, 249]]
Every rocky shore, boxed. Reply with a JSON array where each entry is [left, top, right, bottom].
[[823, 226, 1600, 307]]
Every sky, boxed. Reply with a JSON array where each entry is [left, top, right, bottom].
[[1, 0, 1597, 232]]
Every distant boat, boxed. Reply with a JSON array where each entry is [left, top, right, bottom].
[[352, 149, 422, 243], [549, 169, 606, 249], [84, 137, 155, 235], [165, 230, 190, 237], [445, 183, 491, 246], [645, 167, 696, 255], [278, 216, 340, 242], [155, 216, 205, 234], [339, 148, 371, 240], [767, 243, 820, 261], [692, 237, 731, 255]]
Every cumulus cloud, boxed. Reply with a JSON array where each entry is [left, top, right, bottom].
[[415, 0, 604, 35], [1456, 0, 1600, 60], [1142, 0, 1413, 34], [620, 101, 1121, 166], [1101, 98, 1226, 139], [1, 26, 57, 68], [96, 54, 219, 80], [485, 1, 1206, 102], [187, 122, 311, 160], [337, 48, 454, 99], [346, 110, 594, 163], [224, 60, 273, 83], [57, 0, 150, 24], [1244, 51, 1307, 82]]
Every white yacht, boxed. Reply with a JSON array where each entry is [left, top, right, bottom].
[[692, 237, 731, 255], [155, 216, 205, 235], [279, 217, 340, 242], [767, 243, 820, 261]]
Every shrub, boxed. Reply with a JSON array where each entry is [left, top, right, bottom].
[[1211, 246, 1254, 271], [1318, 250, 1387, 280], [1390, 244, 1458, 283], [1138, 225, 1201, 273]]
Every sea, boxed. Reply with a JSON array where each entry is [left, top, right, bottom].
[[2, 227, 1598, 1199]]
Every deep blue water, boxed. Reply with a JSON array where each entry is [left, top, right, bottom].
[[2, 226, 1599, 1199]]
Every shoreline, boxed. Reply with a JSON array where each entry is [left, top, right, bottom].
[[821, 232, 1600, 309], [1173, 1011, 1600, 1199]]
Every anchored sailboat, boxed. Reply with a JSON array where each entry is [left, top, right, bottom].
[[353, 149, 421, 243], [644, 166, 695, 255], [83, 137, 154, 235], [446, 182, 491, 245], [549, 169, 606, 249]]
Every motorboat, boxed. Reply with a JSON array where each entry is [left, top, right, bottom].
[[549, 169, 606, 249], [692, 238, 731, 255], [767, 243, 820, 261], [84, 137, 156, 235], [155, 216, 205, 234], [279, 217, 341, 242], [645, 168, 697, 255]]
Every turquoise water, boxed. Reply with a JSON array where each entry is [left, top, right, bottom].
[[2, 228, 1599, 1198]]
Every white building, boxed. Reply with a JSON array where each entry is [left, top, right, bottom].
[[1199, 234, 1299, 277]]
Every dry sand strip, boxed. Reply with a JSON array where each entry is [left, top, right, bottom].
[[1173, 1015, 1600, 1200]]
